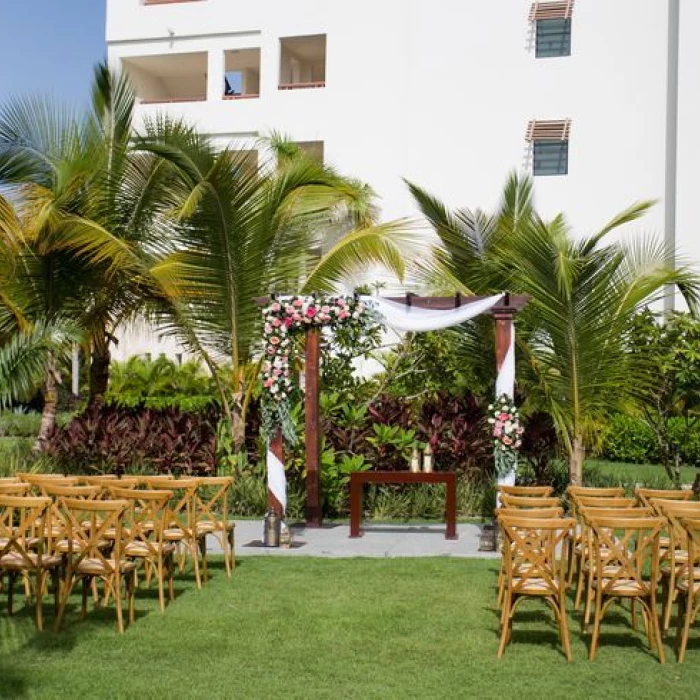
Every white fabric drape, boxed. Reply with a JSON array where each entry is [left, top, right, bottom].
[[496, 319, 517, 488], [267, 445, 287, 511], [360, 294, 502, 333]]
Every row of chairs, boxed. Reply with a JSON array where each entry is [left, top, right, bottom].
[[495, 484, 700, 663], [0, 473, 235, 633]]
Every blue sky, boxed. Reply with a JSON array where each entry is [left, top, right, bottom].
[[0, 1, 106, 109]]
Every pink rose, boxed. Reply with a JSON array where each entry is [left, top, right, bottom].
[[307, 307, 317, 318], [285, 305, 294, 314], [293, 299, 303, 308], [339, 311, 349, 320], [499, 412, 509, 421], [503, 436, 512, 446], [272, 318, 282, 328], [273, 368, 282, 376], [270, 336, 280, 345], [270, 302, 280, 312], [322, 305, 330, 314], [284, 317, 293, 328], [264, 378, 274, 388]]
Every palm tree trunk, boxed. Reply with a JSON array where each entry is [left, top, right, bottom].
[[34, 352, 58, 453], [88, 337, 111, 409], [569, 436, 585, 485]]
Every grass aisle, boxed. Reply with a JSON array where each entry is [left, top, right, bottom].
[[2, 557, 700, 698]]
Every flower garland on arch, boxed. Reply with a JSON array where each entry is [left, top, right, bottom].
[[260, 294, 371, 444], [487, 394, 524, 477]]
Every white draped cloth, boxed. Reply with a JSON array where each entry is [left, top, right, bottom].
[[266, 294, 516, 512]]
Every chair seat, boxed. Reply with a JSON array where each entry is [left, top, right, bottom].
[[196, 520, 235, 534], [74, 557, 137, 576], [594, 577, 650, 596], [54, 538, 110, 554], [0, 536, 41, 550], [124, 541, 175, 557], [511, 576, 562, 594], [0, 552, 62, 571], [163, 528, 191, 540]]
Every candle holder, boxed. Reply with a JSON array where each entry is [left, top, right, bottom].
[[410, 447, 421, 473], [422, 443, 433, 473]]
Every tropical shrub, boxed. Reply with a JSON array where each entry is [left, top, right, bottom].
[[599, 414, 658, 464], [45, 405, 217, 475]]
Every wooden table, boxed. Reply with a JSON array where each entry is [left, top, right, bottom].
[[349, 471, 458, 540]]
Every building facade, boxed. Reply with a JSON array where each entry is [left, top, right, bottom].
[[106, 0, 699, 357]]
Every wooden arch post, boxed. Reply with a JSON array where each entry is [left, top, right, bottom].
[[493, 294, 517, 377], [305, 327, 322, 526]]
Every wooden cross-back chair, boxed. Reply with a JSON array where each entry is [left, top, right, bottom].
[[80, 475, 139, 489], [141, 478, 204, 589], [194, 477, 235, 580], [497, 514, 575, 661], [636, 488, 692, 509], [675, 517, 700, 662], [498, 495, 560, 509], [19, 474, 80, 495], [109, 486, 175, 613], [41, 483, 104, 552], [649, 499, 700, 638], [0, 495, 61, 630], [586, 514, 665, 663], [495, 506, 564, 607], [565, 488, 628, 587], [55, 498, 136, 633], [576, 506, 654, 631], [497, 485, 554, 497]]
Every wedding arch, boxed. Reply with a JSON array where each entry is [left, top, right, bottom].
[[259, 292, 528, 527]]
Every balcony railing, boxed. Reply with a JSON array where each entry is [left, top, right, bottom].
[[223, 94, 260, 101], [278, 81, 326, 91], [140, 97, 206, 104]]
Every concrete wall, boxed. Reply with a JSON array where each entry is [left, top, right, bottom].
[[106, 0, 699, 344]]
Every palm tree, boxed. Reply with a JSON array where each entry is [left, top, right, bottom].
[[136, 123, 414, 446], [410, 173, 700, 483]]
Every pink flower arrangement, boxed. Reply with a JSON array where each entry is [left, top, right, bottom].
[[259, 295, 370, 418], [487, 394, 524, 476]]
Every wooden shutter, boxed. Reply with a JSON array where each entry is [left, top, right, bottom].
[[529, 1, 575, 22], [526, 119, 571, 142]]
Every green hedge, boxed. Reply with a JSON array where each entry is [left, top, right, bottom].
[[0, 411, 73, 438], [600, 413, 700, 466]]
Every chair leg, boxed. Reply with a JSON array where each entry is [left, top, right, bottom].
[[559, 595, 572, 662], [229, 529, 236, 573], [167, 553, 175, 602], [191, 540, 201, 590], [589, 591, 603, 661], [662, 573, 675, 639], [127, 571, 136, 626], [114, 574, 124, 634], [222, 530, 231, 578], [497, 591, 512, 659], [678, 591, 694, 663], [51, 568, 60, 618], [650, 597, 666, 664], [199, 535, 209, 585], [54, 573, 75, 633], [157, 558, 166, 614], [35, 570, 44, 631]]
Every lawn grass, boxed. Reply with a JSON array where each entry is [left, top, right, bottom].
[[588, 458, 698, 486], [2, 557, 700, 699]]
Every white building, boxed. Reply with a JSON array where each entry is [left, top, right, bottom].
[[106, 0, 697, 358]]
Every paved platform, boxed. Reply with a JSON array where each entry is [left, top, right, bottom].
[[222, 520, 499, 559]]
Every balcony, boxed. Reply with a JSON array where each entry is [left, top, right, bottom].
[[224, 49, 261, 100], [296, 141, 324, 163], [279, 35, 326, 91], [121, 52, 207, 104]]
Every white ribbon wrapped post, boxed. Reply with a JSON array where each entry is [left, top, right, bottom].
[[266, 444, 287, 512], [496, 320, 516, 488]]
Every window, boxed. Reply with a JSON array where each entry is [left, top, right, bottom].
[[536, 18, 571, 58], [529, 2, 574, 58], [121, 53, 207, 103], [533, 141, 568, 176], [279, 35, 326, 90], [224, 49, 261, 100], [527, 119, 570, 177]]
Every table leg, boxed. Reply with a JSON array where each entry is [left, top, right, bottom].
[[445, 476, 458, 540], [349, 476, 363, 538]]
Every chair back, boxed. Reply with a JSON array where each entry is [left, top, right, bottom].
[[60, 498, 129, 574], [139, 475, 178, 488], [498, 515, 575, 596], [0, 482, 30, 495], [650, 499, 700, 549], [80, 475, 140, 488], [0, 495, 52, 565], [0, 477, 20, 483], [636, 488, 692, 508], [498, 495, 560, 509], [575, 496, 636, 509], [195, 476, 233, 527], [156, 479, 199, 530], [587, 515, 664, 597], [497, 485, 554, 497], [109, 486, 172, 550], [20, 474, 80, 494], [496, 506, 563, 519], [580, 505, 654, 520]]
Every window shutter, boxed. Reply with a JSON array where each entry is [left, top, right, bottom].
[[529, 1, 575, 22], [526, 119, 571, 142]]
